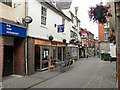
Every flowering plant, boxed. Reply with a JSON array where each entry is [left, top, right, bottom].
[[108, 33, 116, 44], [63, 39, 66, 43], [49, 35, 54, 41], [88, 3, 112, 24]]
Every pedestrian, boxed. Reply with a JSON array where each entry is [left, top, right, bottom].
[[94, 52, 96, 57], [87, 53, 88, 58]]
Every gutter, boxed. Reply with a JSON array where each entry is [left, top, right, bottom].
[[25, 0, 28, 75]]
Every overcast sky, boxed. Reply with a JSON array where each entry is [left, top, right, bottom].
[[71, 0, 109, 38]]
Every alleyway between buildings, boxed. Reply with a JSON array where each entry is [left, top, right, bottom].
[[2, 57, 117, 89]]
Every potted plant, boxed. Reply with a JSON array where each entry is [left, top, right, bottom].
[[70, 38, 76, 44], [63, 39, 66, 43], [76, 40, 79, 43], [49, 35, 54, 41], [88, 3, 112, 24], [108, 33, 116, 44]]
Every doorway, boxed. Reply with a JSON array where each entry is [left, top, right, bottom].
[[35, 45, 40, 70], [3, 45, 13, 76]]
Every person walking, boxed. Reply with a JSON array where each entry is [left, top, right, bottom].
[[94, 52, 96, 57]]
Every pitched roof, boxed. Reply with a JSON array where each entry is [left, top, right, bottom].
[[38, 0, 71, 21], [56, 1, 72, 9]]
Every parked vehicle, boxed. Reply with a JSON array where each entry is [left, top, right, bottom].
[[109, 43, 116, 62]]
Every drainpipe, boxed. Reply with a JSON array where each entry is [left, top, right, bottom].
[[25, 0, 28, 75]]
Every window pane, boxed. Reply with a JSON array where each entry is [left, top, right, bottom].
[[41, 6, 47, 26], [1, 0, 12, 7]]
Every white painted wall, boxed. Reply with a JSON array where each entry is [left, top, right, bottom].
[[62, 6, 81, 42], [27, 0, 71, 43]]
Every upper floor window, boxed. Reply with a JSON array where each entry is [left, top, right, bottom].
[[70, 30, 74, 38], [62, 18, 65, 25], [71, 14, 74, 23], [104, 32, 108, 41], [76, 21, 78, 27], [0, 0, 12, 7], [41, 6, 47, 26]]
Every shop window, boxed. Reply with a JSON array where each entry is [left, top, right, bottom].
[[42, 46, 49, 69], [58, 47, 62, 60], [1, 0, 12, 7], [52, 47, 57, 60], [41, 6, 47, 26]]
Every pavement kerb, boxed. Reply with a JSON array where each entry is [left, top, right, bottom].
[[24, 61, 78, 89], [24, 72, 61, 90]]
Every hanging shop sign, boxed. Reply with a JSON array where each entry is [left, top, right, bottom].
[[0, 23, 26, 37], [81, 32, 87, 39], [23, 16, 33, 24], [58, 25, 64, 33]]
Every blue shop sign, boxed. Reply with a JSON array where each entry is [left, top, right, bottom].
[[58, 25, 64, 33], [0, 23, 26, 37]]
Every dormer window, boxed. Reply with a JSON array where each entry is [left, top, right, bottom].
[[52, 0, 56, 6], [0, 0, 12, 7]]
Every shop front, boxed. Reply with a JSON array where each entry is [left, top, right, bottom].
[[34, 39, 66, 71], [0, 23, 26, 77], [67, 44, 79, 61]]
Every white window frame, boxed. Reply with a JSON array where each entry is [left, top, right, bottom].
[[104, 32, 108, 41], [62, 18, 65, 25], [41, 6, 47, 27]]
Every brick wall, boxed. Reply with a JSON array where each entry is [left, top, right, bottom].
[[27, 37, 35, 75], [0, 35, 3, 82], [116, 2, 120, 90], [98, 24, 105, 42], [14, 37, 25, 76]]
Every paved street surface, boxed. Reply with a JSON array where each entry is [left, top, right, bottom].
[[2, 57, 117, 89]]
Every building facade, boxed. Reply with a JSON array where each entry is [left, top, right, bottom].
[[0, 0, 26, 84], [98, 18, 110, 54], [27, 0, 72, 75]]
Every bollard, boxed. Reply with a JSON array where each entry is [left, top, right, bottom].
[[73, 60, 75, 64]]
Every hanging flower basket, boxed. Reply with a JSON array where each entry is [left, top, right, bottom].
[[63, 39, 66, 43], [88, 3, 112, 24], [49, 35, 54, 41], [71, 38, 76, 42], [108, 33, 116, 44], [76, 40, 79, 43]]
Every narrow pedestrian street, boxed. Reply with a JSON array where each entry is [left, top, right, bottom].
[[3, 57, 117, 89]]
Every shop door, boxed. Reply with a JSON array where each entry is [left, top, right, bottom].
[[3, 45, 13, 76], [35, 45, 40, 70]]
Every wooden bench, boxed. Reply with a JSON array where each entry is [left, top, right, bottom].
[[48, 61, 55, 71]]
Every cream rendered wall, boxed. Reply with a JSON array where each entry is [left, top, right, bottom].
[[27, 0, 71, 43], [0, 0, 25, 23], [62, 7, 81, 42]]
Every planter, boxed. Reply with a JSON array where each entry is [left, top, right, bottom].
[[63, 39, 66, 43], [101, 53, 110, 61], [49, 35, 54, 41]]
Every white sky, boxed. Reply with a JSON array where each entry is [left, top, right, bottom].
[[71, 0, 109, 38]]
